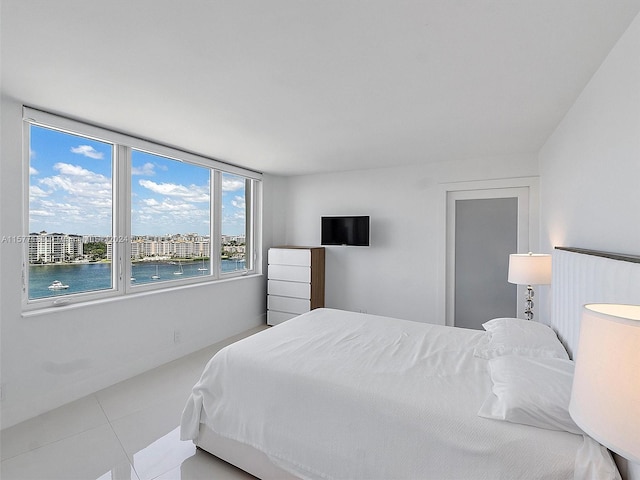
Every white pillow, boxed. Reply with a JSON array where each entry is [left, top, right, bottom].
[[478, 355, 583, 434], [474, 317, 569, 360]]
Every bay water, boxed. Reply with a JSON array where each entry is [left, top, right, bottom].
[[29, 259, 246, 300]]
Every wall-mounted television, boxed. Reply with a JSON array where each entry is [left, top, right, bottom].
[[321, 216, 370, 246]]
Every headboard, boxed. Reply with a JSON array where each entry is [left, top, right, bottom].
[[551, 247, 640, 359]]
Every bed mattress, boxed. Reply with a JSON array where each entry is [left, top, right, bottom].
[[181, 308, 614, 479]]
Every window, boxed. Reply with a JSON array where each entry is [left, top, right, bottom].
[[130, 149, 212, 285], [28, 125, 115, 300], [23, 108, 261, 310], [221, 172, 250, 273]]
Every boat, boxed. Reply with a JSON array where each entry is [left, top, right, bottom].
[[151, 265, 160, 280], [198, 259, 207, 272], [48, 280, 69, 290], [173, 261, 183, 275]]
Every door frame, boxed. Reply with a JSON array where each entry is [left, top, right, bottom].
[[438, 177, 540, 327]]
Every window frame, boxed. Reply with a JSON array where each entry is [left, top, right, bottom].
[[22, 107, 262, 312]]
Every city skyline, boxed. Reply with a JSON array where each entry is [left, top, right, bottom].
[[29, 125, 247, 237], [28, 232, 246, 241], [28, 231, 247, 265]]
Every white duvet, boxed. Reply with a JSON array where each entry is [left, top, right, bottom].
[[181, 308, 615, 479]]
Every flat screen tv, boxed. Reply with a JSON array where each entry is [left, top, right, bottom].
[[321, 216, 370, 246]]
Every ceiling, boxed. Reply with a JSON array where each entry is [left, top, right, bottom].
[[2, 1, 639, 176]]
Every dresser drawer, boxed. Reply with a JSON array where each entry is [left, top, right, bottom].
[[268, 248, 311, 266], [268, 280, 311, 299], [268, 295, 311, 315], [268, 265, 311, 283], [267, 310, 299, 326], [266, 247, 324, 326]]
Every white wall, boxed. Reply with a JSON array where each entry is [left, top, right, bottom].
[[282, 155, 538, 323], [539, 12, 640, 480], [0, 96, 282, 429], [539, 13, 640, 256]]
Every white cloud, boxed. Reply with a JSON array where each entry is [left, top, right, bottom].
[[33, 199, 111, 230], [222, 195, 246, 230], [71, 145, 105, 159], [138, 179, 209, 203], [226, 210, 245, 221], [30, 163, 113, 234], [54, 162, 95, 177], [29, 185, 49, 198], [30, 209, 56, 217], [222, 211, 245, 233], [140, 198, 198, 215], [32, 162, 112, 233], [142, 198, 160, 207], [231, 196, 245, 209], [132, 162, 156, 176], [30, 166, 39, 175], [132, 197, 210, 231], [222, 177, 244, 192], [39, 163, 112, 202]]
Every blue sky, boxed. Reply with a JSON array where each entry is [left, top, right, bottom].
[[29, 125, 246, 237]]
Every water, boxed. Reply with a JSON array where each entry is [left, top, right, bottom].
[[29, 259, 246, 300]]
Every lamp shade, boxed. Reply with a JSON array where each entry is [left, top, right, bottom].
[[569, 304, 640, 463], [507, 253, 552, 285]]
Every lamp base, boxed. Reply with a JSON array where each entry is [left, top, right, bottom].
[[524, 285, 534, 321]]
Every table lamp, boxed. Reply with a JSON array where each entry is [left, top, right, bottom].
[[569, 303, 640, 464], [507, 252, 552, 320]]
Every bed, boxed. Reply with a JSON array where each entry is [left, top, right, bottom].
[[181, 247, 638, 479]]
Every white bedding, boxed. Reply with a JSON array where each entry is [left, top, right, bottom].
[[181, 308, 615, 479]]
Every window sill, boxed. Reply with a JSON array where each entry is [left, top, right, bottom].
[[21, 273, 263, 318]]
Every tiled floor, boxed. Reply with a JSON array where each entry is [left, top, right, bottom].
[[1, 326, 268, 480]]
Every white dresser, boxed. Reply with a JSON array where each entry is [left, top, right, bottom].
[[267, 247, 325, 326]]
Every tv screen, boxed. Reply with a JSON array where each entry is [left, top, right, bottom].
[[321, 216, 370, 246]]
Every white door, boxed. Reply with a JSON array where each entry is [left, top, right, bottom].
[[445, 185, 534, 328]]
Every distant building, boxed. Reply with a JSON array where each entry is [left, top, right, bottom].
[[222, 234, 246, 244], [29, 232, 83, 264], [32, 232, 242, 261], [109, 235, 214, 260]]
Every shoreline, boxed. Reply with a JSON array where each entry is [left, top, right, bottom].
[[29, 257, 220, 266]]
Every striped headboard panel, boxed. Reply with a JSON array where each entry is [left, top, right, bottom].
[[551, 247, 640, 359]]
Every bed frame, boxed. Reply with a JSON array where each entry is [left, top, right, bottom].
[[551, 247, 640, 358], [197, 424, 297, 479], [551, 247, 640, 480], [196, 246, 640, 479]]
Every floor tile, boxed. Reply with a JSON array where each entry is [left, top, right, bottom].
[[176, 326, 268, 374], [94, 361, 196, 423], [152, 448, 256, 479], [126, 427, 194, 480], [110, 393, 198, 480], [96, 326, 266, 423], [1, 395, 108, 461], [1, 326, 267, 480], [1, 423, 139, 480]]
